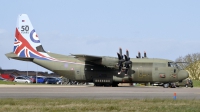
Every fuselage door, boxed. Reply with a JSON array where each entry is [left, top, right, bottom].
[[75, 65, 85, 81]]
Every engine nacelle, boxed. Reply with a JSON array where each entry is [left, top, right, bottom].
[[94, 56, 118, 68]]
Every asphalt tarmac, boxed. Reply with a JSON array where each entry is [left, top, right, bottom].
[[0, 85, 199, 99]]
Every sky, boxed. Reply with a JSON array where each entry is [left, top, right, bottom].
[[1, 0, 200, 72]]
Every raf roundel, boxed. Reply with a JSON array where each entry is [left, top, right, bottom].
[[30, 29, 40, 43]]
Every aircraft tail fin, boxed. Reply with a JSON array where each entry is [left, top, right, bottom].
[[13, 14, 48, 59]]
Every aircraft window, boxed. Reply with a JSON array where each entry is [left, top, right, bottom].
[[168, 62, 181, 69], [168, 62, 176, 67]]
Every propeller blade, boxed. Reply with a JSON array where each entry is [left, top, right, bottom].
[[126, 50, 129, 58], [137, 52, 141, 58], [119, 48, 122, 56], [117, 53, 121, 59], [124, 54, 128, 61], [144, 51, 147, 58]]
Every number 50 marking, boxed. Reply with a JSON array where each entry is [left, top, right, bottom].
[[21, 25, 29, 31]]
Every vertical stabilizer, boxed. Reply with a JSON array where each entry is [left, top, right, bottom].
[[13, 14, 48, 59]]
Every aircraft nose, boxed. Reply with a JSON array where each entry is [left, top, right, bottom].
[[178, 70, 189, 80]]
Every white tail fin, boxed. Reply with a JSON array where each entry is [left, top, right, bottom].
[[13, 14, 49, 59]]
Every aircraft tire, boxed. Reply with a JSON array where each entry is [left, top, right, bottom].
[[163, 83, 169, 88], [170, 83, 176, 88]]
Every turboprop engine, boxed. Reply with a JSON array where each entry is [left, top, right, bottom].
[[93, 56, 118, 68], [100, 56, 118, 68]]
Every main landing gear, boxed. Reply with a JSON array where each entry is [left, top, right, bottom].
[[163, 83, 176, 88]]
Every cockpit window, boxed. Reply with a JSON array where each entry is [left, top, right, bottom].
[[168, 62, 179, 68], [168, 62, 175, 67]]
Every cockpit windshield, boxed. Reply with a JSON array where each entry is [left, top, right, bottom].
[[168, 62, 182, 69]]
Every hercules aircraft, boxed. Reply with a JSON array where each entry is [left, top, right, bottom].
[[5, 14, 189, 87]]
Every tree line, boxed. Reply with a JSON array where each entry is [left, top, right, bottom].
[[176, 53, 200, 80]]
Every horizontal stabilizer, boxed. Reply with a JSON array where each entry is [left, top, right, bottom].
[[5, 52, 33, 61]]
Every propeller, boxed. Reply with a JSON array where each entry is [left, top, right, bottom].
[[124, 50, 132, 75], [117, 48, 125, 74]]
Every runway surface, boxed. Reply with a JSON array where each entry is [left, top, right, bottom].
[[0, 85, 199, 99]]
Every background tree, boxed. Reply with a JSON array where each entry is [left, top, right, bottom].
[[175, 53, 200, 80]]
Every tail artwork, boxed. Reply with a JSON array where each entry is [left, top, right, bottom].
[[13, 14, 54, 61]]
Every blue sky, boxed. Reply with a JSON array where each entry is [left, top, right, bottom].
[[1, 0, 200, 72]]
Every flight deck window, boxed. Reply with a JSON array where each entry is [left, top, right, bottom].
[[168, 62, 180, 69], [168, 62, 176, 67], [168, 63, 171, 67]]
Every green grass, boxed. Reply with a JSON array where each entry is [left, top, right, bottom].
[[0, 80, 45, 85], [0, 80, 36, 85], [193, 80, 200, 87], [0, 98, 199, 112], [0, 80, 17, 84]]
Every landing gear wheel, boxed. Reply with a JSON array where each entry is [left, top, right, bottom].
[[185, 84, 188, 88], [170, 83, 176, 88], [163, 83, 169, 88]]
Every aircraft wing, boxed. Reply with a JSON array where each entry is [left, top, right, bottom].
[[72, 54, 118, 68], [72, 54, 102, 62]]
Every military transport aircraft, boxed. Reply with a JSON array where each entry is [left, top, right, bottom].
[[5, 14, 189, 87]]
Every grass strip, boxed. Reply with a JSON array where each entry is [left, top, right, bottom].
[[0, 98, 199, 112]]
